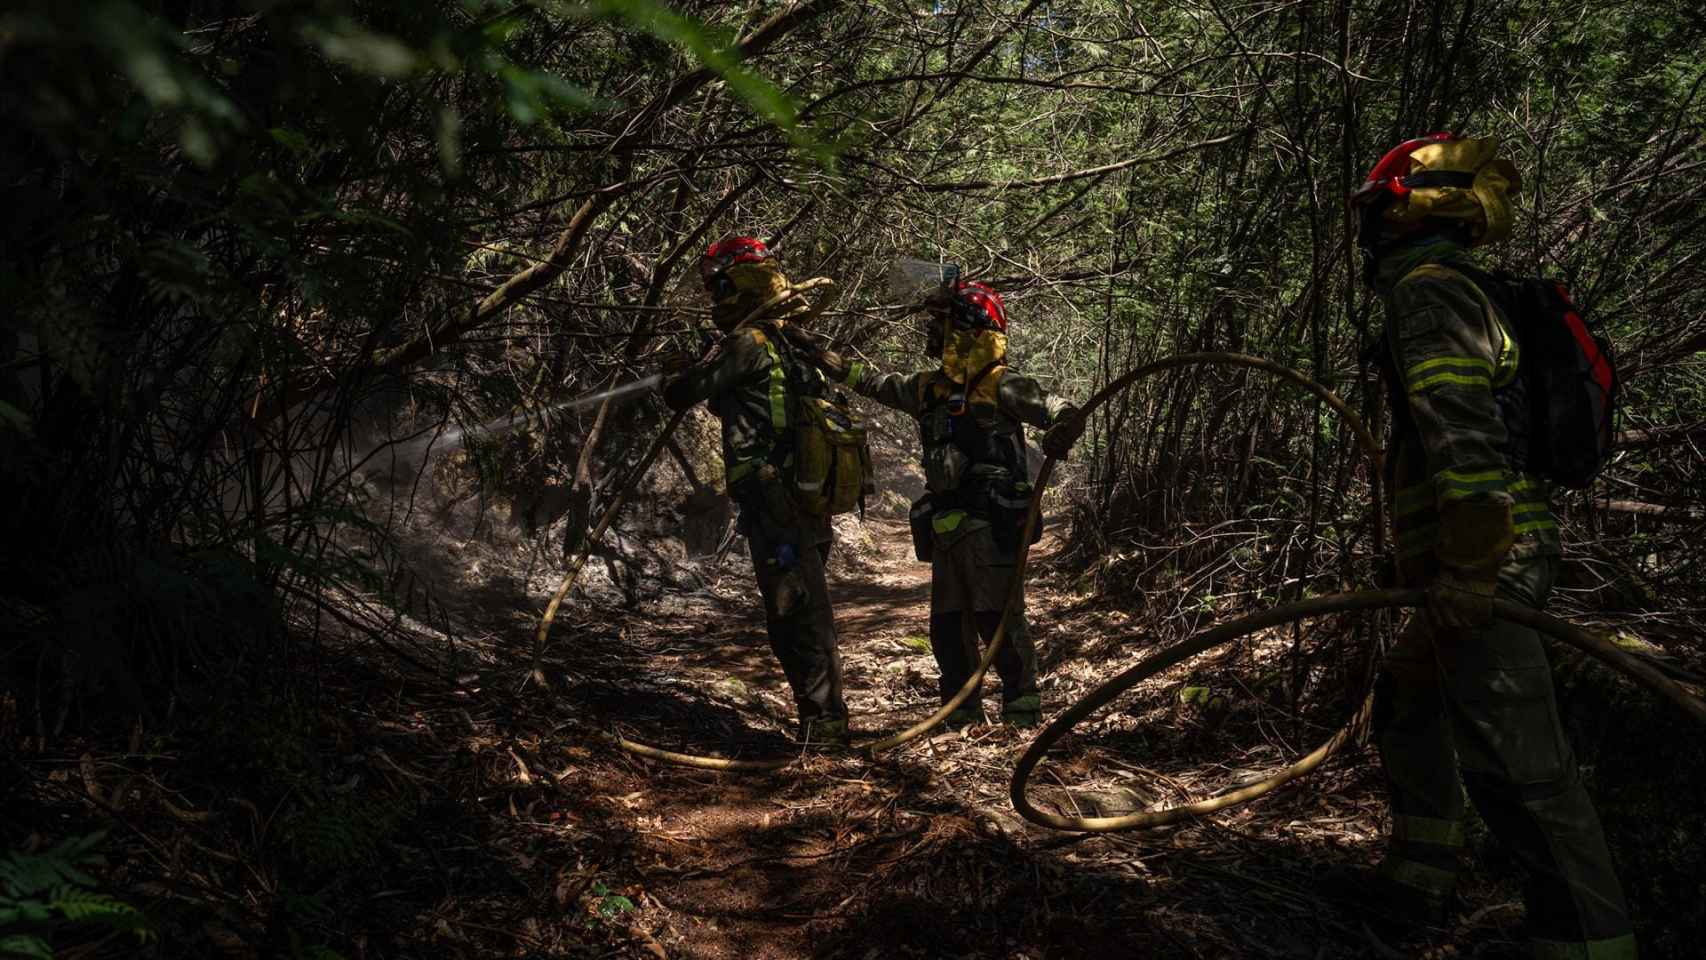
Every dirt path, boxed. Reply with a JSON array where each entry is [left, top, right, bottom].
[[523, 518, 1529, 959], [51, 510, 1536, 958]]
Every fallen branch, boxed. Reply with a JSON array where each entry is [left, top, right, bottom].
[[1615, 421, 1706, 450], [1595, 499, 1706, 521]]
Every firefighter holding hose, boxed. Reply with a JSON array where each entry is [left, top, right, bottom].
[[1347, 134, 1634, 956], [787, 276, 1083, 729], [660, 237, 851, 749]]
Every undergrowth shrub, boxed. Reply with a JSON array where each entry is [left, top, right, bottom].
[[0, 832, 150, 958]]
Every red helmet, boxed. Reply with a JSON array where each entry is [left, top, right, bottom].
[[701, 236, 772, 283], [1348, 132, 1469, 208], [947, 280, 1007, 332]]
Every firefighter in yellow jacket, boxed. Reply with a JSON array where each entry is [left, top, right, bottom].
[[789, 279, 1082, 727], [1348, 133, 1634, 957], [661, 237, 849, 747]]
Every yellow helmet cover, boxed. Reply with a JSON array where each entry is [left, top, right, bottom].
[[1378, 136, 1522, 247]]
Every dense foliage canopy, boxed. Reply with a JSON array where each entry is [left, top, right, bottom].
[[2, 1, 1702, 954]]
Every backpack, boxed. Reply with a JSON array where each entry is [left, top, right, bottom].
[[766, 325, 877, 516], [1451, 265, 1620, 489]]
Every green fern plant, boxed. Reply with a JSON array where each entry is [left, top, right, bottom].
[[0, 832, 151, 958]]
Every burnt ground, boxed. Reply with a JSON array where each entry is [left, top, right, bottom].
[[9, 510, 1570, 959]]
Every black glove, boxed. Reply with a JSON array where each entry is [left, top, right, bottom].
[[657, 349, 696, 376], [782, 326, 850, 381], [1040, 414, 1084, 460], [660, 376, 697, 412]]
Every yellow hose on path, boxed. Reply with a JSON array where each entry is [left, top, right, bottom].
[[601, 352, 1386, 772], [1009, 589, 1706, 832]]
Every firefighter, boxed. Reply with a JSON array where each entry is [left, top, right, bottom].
[[787, 278, 1082, 728], [1348, 133, 1634, 957], [661, 237, 850, 748]]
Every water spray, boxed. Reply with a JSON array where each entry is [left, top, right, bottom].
[[393, 374, 664, 463]]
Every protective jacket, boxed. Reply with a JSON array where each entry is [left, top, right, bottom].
[[663, 307, 830, 491], [660, 302, 845, 731], [1374, 241, 1560, 584], [836, 361, 1075, 538], [826, 356, 1071, 718], [1370, 239, 1634, 958]]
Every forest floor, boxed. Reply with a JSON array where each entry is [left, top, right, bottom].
[[14, 515, 1550, 959]]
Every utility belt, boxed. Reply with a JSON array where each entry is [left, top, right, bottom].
[[907, 474, 1042, 562]]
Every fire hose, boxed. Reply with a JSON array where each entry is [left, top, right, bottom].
[[554, 349, 1380, 770], [1004, 356, 1706, 831], [1008, 588, 1706, 833], [537, 333, 1706, 808]]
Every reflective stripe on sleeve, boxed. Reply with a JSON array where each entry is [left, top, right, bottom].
[[1512, 500, 1556, 534], [1434, 467, 1510, 501], [761, 338, 788, 433], [1404, 355, 1493, 394]]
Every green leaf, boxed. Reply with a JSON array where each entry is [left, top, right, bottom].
[[269, 128, 312, 154], [0, 400, 31, 436], [566, 0, 835, 167], [436, 107, 462, 179], [500, 65, 608, 125], [482, 14, 529, 44], [180, 115, 218, 168], [1177, 685, 1210, 706], [336, 209, 412, 238], [0, 933, 53, 960], [307, 22, 420, 78], [0, 899, 52, 925], [597, 894, 635, 917]]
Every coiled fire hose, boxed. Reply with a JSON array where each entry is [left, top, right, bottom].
[[1003, 358, 1706, 832], [1008, 589, 1706, 833]]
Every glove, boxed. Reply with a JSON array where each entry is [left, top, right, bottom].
[[1040, 414, 1084, 460], [782, 326, 850, 381], [660, 375, 697, 412], [1427, 497, 1513, 631], [1426, 567, 1498, 630], [657, 348, 696, 376], [814, 348, 851, 382]]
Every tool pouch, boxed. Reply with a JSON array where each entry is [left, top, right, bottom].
[[988, 477, 1043, 555], [908, 495, 936, 563]]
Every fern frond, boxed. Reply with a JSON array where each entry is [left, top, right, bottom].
[[0, 933, 54, 960], [0, 893, 55, 925], [50, 885, 140, 925]]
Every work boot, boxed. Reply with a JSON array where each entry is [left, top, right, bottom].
[[1001, 694, 1042, 728], [943, 705, 987, 729], [801, 716, 849, 751]]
